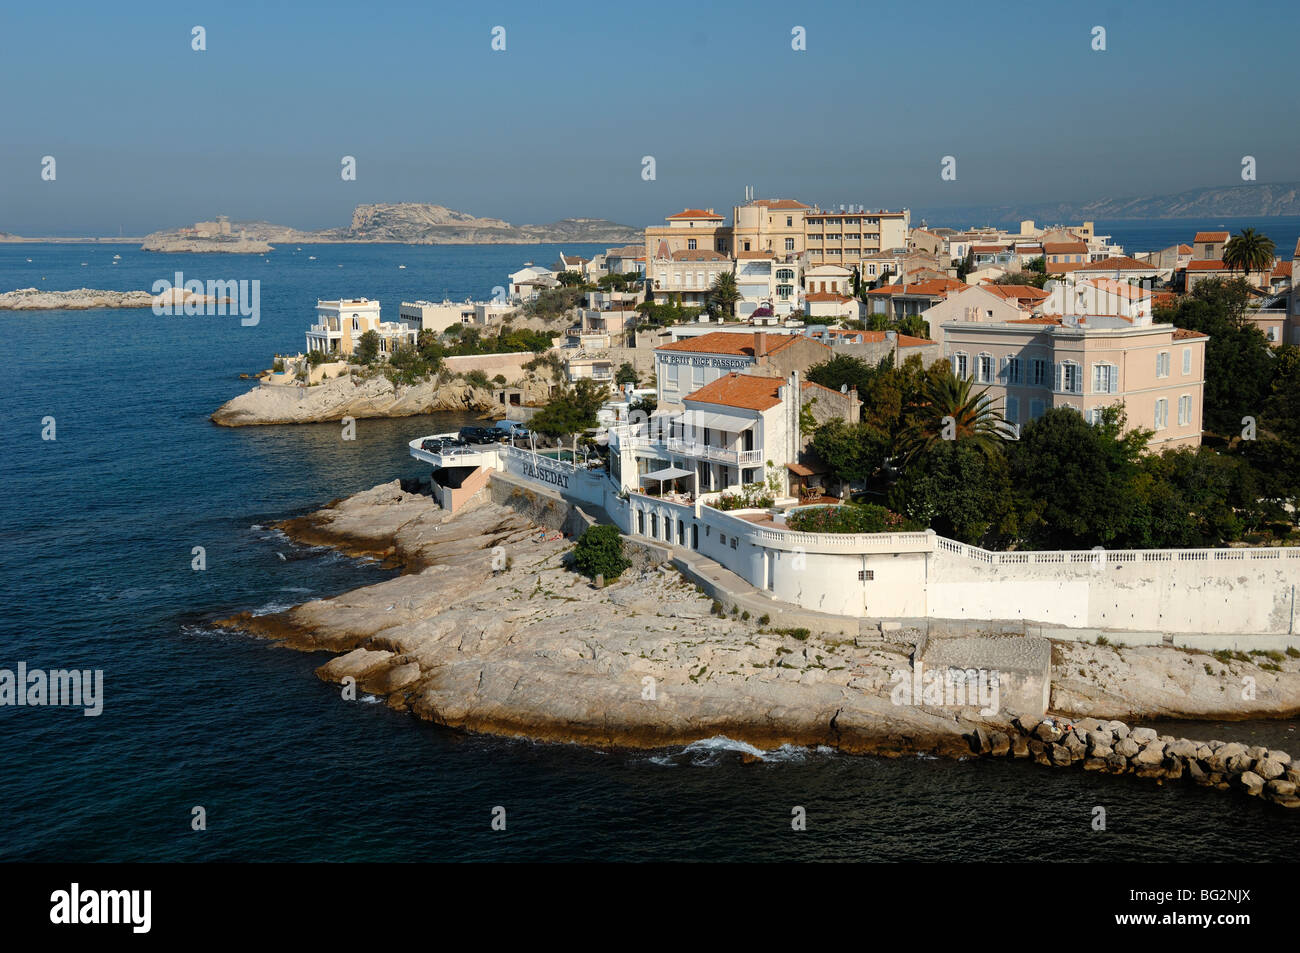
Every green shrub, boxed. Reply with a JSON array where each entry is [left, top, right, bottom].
[[773, 626, 811, 641], [758, 614, 770, 625], [571, 525, 630, 582], [786, 503, 918, 534]]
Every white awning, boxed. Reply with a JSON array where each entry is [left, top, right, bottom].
[[680, 409, 755, 432], [641, 466, 693, 482]]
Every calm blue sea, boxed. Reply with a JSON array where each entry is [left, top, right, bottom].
[[1, 238, 1296, 862]]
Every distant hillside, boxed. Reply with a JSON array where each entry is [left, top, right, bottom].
[[920, 182, 1300, 225]]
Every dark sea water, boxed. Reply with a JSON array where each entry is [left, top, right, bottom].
[[1, 241, 1297, 862]]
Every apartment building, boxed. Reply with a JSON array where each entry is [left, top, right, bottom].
[[804, 208, 909, 266], [734, 251, 801, 317], [940, 313, 1207, 449], [644, 209, 731, 291], [732, 197, 809, 255], [648, 247, 733, 308], [865, 277, 966, 318], [654, 331, 830, 405]]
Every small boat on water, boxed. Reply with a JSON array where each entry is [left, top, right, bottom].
[[26, 258, 32, 262], [112, 254, 121, 259], [398, 265, 406, 269], [308, 255, 316, 260]]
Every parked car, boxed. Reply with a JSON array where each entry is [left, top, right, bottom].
[[421, 436, 469, 452], [494, 421, 530, 442], [458, 426, 499, 445]]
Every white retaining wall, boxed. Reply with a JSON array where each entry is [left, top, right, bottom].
[[430, 443, 1300, 637]]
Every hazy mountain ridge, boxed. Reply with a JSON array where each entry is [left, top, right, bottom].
[[921, 182, 1300, 225]]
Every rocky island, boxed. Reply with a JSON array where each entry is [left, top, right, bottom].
[[1, 286, 230, 310], [142, 203, 643, 252], [217, 477, 1300, 806]]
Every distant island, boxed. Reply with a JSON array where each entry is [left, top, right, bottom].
[[919, 181, 1300, 225], [138, 204, 644, 252]]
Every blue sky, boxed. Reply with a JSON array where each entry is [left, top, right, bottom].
[[3, 0, 1298, 234]]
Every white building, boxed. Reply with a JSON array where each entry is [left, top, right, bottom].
[[508, 264, 558, 302], [734, 252, 801, 318], [608, 371, 801, 496], [305, 298, 416, 358]]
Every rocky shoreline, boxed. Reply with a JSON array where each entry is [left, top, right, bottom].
[[216, 479, 1300, 801], [210, 373, 548, 426]]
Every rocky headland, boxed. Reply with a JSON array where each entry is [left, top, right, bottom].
[[216, 479, 1300, 802], [211, 372, 551, 426]]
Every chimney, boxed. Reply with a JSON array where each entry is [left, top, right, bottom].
[[755, 330, 768, 358]]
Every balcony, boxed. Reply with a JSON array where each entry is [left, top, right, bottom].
[[666, 438, 763, 466]]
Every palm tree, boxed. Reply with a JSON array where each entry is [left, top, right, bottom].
[[1222, 228, 1276, 286], [897, 372, 1009, 462], [708, 271, 740, 318]]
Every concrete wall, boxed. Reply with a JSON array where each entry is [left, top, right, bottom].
[[467, 448, 1300, 639], [444, 351, 541, 383]]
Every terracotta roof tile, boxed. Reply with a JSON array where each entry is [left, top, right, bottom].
[[1043, 242, 1088, 255], [983, 284, 1050, 300], [1194, 231, 1229, 243], [670, 249, 729, 262], [1051, 255, 1157, 273], [804, 292, 854, 303], [683, 372, 784, 411], [1186, 259, 1228, 271], [1173, 328, 1208, 339], [667, 208, 724, 219], [657, 331, 811, 357]]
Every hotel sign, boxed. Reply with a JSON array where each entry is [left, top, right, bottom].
[[519, 458, 570, 489], [660, 354, 752, 370]]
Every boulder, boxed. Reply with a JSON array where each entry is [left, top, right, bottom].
[[1133, 743, 1166, 766], [1187, 760, 1211, 785], [969, 726, 990, 754], [1086, 729, 1114, 752], [1238, 771, 1264, 796], [1034, 722, 1062, 744], [1011, 736, 1030, 759], [1226, 753, 1254, 775], [1050, 744, 1073, 766], [1083, 758, 1108, 772], [1267, 750, 1291, 766], [1105, 721, 1130, 739], [1130, 726, 1158, 744], [1105, 752, 1129, 774], [1091, 743, 1113, 760], [1266, 779, 1297, 797], [1012, 714, 1040, 736], [1064, 733, 1088, 758], [1247, 746, 1267, 761], [1114, 737, 1141, 758], [1165, 739, 1199, 760], [990, 732, 1011, 757], [1255, 758, 1286, 780]]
